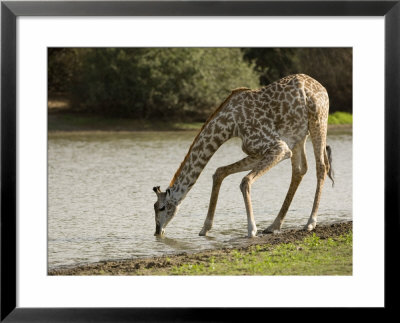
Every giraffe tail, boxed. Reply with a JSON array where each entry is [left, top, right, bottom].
[[325, 145, 334, 187]]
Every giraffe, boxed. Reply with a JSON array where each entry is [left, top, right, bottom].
[[153, 74, 334, 237]]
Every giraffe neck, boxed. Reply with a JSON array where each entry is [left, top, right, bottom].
[[168, 117, 233, 205]]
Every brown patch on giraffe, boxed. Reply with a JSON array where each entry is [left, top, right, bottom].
[[194, 159, 206, 169], [205, 143, 217, 153], [213, 123, 222, 135], [281, 101, 290, 115], [169, 87, 250, 187], [213, 135, 224, 147]]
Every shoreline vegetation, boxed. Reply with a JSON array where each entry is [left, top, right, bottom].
[[48, 108, 353, 133], [49, 221, 352, 276], [49, 49, 352, 121]]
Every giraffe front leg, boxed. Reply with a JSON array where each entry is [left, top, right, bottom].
[[200, 156, 259, 236], [199, 171, 222, 236]]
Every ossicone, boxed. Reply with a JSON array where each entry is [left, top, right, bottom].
[[153, 186, 161, 194]]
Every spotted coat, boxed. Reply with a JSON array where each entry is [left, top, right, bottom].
[[154, 74, 332, 237]]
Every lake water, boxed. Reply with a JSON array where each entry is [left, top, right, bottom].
[[48, 129, 352, 270]]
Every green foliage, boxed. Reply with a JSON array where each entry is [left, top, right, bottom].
[[338, 231, 353, 245], [242, 48, 297, 85], [304, 233, 321, 248], [169, 232, 352, 275], [328, 111, 353, 124], [49, 47, 353, 120], [61, 48, 259, 119], [242, 48, 352, 113], [48, 48, 79, 93]]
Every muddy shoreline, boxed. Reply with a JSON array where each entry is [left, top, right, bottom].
[[49, 221, 352, 276]]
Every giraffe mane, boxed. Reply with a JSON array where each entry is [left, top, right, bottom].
[[169, 87, 250, 187]]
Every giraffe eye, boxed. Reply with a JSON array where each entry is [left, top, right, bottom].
[[159, 206, 166, 211]]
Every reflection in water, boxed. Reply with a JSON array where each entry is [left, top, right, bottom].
[[156, 234, 217, 247], [48, 130, 352, 269], [155, 236, 195, 251]]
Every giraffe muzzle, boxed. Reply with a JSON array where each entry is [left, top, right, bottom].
[[154, 224, 165, 236]]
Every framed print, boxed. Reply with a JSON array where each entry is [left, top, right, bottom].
[[1, 0, 399, 321]]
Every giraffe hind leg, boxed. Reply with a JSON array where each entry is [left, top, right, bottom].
[[240, 142, 292, 237], [264, 135, 308, 233], [306, 120, 328, 231], [199, 156, 260, 236]]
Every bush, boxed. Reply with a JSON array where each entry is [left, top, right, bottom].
[[242, 48, 353, 113], [66, 48, 260, 120], [48, 48, 79, 93], [49, 47, 353, 119]]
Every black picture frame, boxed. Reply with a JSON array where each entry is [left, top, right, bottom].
[[1, 0, 398, 321]]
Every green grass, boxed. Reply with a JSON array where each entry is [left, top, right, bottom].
[[328, 111, 352, 125], [169, 232, 352, 276]]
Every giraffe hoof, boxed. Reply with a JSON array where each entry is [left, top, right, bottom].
[[199, 228, 209, 236], [264, 224, 282, 234], [247, 229, 258, 238], [305, 221, 317, 231]]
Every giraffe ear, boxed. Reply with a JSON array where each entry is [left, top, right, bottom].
[[153, 186, 161, 194], [166, 188, 171, 196]]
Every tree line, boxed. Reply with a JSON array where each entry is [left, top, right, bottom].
[[48, 47, 352, 121]]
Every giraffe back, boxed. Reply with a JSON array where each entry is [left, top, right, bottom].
[[218, 74, 329, 153]]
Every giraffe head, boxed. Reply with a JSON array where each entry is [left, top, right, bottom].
[[152, 186, 178, 236]]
